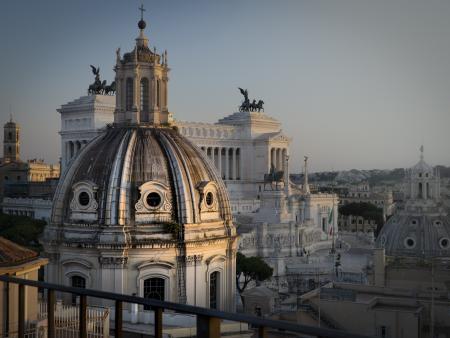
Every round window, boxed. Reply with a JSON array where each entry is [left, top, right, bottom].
[[404, 237, 416, 249], [205, 192, 214, 207], [439, 238, 449, 249], [146, 192, 162, 208], [78, 191, 90, 206]]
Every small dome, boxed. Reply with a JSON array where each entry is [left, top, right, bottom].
[[411, 159, 433, 174], [52, 126, 232, 229]]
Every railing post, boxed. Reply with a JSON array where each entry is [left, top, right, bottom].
[[197, 315, 220, 338], [47, 289, 55, 338], [154, 307, 163, 338], [18, 284, 25, 338], [79, 294, 87, 338], [115, 300, 122, 338], [258, 326, 267, 338]]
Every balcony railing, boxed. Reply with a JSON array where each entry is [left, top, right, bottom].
[[0, 275, 374, 338]]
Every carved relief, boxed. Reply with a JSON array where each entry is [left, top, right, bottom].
[[135, 181, 173, 223], [197, 181, 220, 221], [70, 181, 99, 221]]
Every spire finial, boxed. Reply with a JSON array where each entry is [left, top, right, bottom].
[[138, 3, 147, 30], [420, 145, 424, 161]]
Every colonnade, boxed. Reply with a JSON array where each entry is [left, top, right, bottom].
[[201, 146, 241, 180], [65, 140, 88, 164], [270, 148, 288, 171]]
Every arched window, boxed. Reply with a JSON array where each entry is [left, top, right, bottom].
[[156, 79, 161, 107], [8, 132, 12, 140], [209, 271, 219, 309], [71, 275, 86, 304], [8, 146, 11, 155], [418, 182, 423, 198], [143, 277, 165, 310], [140, 78, 149, 112], [126, 78, 133, 110]]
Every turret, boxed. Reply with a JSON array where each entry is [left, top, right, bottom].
[[114, 6, 170, 125], [3, 116, 20, 163]]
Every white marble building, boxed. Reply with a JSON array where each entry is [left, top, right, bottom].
[[176, 111, 291, 205], [58, 95, 115, 172], [58, 99, 290, 212], [238, 158, 339, 277]]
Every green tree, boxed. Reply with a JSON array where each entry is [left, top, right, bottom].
[[236, 252, 273, 298], [339, 202, 384, 235], [0, 213, 46, 251]]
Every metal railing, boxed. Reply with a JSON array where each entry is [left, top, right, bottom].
[[0, 275, 375, 338]]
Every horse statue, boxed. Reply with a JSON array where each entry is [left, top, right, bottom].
[[238, 88, 265, 112], [263, 164, 284, 190], [88, 65, 107, 95], [238, 87, 251, 112], [103, 81, 116, 95], [256, 100, 264, 112]]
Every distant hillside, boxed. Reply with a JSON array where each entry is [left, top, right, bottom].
[[290, 166, 450, 185]]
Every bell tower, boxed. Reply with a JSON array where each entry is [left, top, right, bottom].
[[114, 5, 170, 125], [3, 116, 20, 163]]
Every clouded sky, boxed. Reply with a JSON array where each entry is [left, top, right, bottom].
[[1, 0, 449, 172]]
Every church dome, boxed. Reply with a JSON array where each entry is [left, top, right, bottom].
[[376, 149, 450, 258], [376, 211, 450, 258], [52, 125, 233, 231], [43, 9, 237, 312]]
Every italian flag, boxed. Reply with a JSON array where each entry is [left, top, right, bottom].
[[328, 208, 334, 235]]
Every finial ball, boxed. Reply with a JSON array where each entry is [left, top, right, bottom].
[[138, 19, 146, 30]]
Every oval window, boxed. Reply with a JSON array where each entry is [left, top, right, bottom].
[[78, 191, 90, 206], [404, 237, 416, 249], [146, 192, 162, 208], [205, 192, 214, 207], [439, 238, 449, 249]]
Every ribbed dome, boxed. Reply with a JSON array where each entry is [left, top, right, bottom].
[[51, 125, 232, 229], [376, 156, 449, 258], [411, 159, 433, 173], [376, 209, 450, 258]]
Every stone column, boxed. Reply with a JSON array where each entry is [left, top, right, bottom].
[[225, 148, 229, 180], [133, 68, 140, 123], [218, 148, 222, 177], [232, 148, 236, 180], [236, 148, 241, 180], [275, 148, 280, 170], [65, 141, 69, 166]]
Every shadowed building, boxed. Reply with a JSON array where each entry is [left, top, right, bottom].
[[0, 237, 48, 336]]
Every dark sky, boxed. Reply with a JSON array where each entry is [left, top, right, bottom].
[[1, 0, 450, 172]]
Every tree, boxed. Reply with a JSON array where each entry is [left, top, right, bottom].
[[236, 252, 273, 297], [0, 213, 46, 251], [339, 202, 384, 235]]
